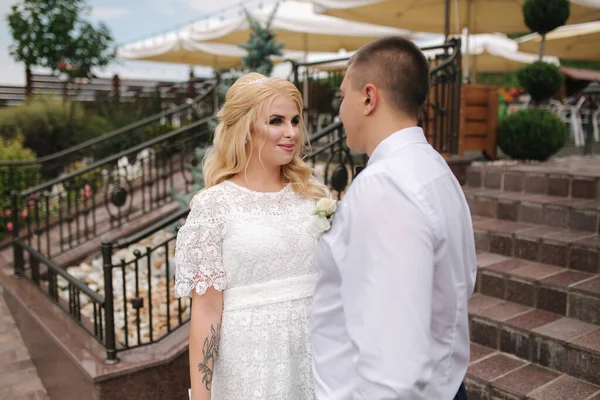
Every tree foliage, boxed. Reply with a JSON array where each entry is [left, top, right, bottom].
[[239, 3, 285, 76], [6, 0, 115, 78]]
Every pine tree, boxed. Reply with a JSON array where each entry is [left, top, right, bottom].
[[239, 3, 285, 76]]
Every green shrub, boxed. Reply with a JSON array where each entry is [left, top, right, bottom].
[[0, 133, 40, 239], [516, 62, 565, 103], [91, 96, 162, 129], [523, 0, 570, 35], [0, 131, 41, 194], [0, 97, 114, 162], [498, 109, 567, 161], [0, 131, 36, 161]]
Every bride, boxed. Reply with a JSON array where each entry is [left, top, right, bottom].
[[174, 72, 328, 399]]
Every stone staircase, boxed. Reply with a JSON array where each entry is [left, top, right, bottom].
[[463, 158, 600, 399]]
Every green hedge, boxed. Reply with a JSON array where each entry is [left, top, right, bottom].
[[498, 109, 567, 161], [516, 62, 565, 103], [0, 133, 40, 239], [0, 97, 113, 163]]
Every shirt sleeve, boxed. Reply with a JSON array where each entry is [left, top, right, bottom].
[[174, 191, 227, 298], [334, 172, 436, 400]]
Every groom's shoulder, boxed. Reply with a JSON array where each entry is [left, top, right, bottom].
[[354, 149, 452, 194], [345, 164, 400, 199]]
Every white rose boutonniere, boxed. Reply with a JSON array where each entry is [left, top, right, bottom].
[[309, 197, 338, 236]]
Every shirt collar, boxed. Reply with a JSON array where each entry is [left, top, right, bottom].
[[367, 126, 427, 166]]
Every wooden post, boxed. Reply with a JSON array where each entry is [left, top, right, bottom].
[[486, 87, 499, 160], [458, 85, 467, 156], [187, 68, 196, 99], [25, 68, 33, 98], [112, 74, 120, 102]]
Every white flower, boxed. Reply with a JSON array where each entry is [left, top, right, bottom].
[[313, 215, 331, 233], [315, 197, 337, 217], [308, 197, 337, 237]]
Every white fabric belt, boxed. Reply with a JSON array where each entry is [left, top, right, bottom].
[[223, 274, 317, 312]]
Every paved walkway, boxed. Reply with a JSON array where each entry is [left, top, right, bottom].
[[0, 286, 49, 400]]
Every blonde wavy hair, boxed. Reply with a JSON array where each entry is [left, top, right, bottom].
[[202, 72, 326, 200]]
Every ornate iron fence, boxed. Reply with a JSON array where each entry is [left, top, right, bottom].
[[10, 116, 214, 264], [100, 208, 191, 361], [0, 79, 218, 235], [305, 120, 367, 199], [13, 236, 107, 345]]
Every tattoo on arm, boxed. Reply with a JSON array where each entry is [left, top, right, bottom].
[[198, 323, 221, 391]]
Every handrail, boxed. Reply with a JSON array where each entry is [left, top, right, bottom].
[[0, 78, 218, 167], [20, 115, 215, 196], [113, 121, 345, 248], [308, 120, 343, 143], [429, 38, 461, 75], [15, 238, 105, 303], [310, 133, 347, 158], [114, 207, 190, 250]]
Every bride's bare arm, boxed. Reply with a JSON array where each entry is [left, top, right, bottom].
[[190, 287, 224, 400]]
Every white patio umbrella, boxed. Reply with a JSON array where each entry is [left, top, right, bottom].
[[312, 34, 559, 76], [117, 31, 316, 68], [517, 21, 600, 61], [117, 34, 247, 69], [187, 1, 420, 54], [308, 0, 600, 35]]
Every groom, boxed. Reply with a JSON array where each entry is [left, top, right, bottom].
[[311, 36, 477, 400]]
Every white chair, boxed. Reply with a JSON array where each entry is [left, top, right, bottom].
[[593, 106, 599, 142], [568, 97, 586, 147]]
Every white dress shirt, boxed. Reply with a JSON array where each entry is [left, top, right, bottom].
[[311, 127, 477, 400]]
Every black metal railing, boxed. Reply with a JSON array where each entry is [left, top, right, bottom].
[[421, 39, 462, 155], [10, 115, 214, 264], [290, 38, 462, 154], [12, 235, 107, 346], [305, 120, 367, 199], [0, 79, 218, 231], [100, 208, 191, 361]]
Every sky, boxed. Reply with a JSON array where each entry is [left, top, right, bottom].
[[0, 0, 267, 85]]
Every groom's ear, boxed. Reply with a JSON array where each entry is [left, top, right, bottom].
[[363, 84, 378, 116]]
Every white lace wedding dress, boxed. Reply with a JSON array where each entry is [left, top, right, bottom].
[[174, 180, 319, 400]]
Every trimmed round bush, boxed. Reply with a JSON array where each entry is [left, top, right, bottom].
[[516, 62, 565, 103], [523, 0, 570, 35], [498, 109, 567, 161]]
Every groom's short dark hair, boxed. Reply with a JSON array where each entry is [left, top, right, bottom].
[[348, 36, 430, 118]]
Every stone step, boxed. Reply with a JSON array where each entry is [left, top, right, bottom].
[[468, 294, 600, 387], [466, 159, 600, 200], [465, 188, 600, 234], [476, 252, 600, 326], [466, 343, 600, 400], [472, 216, 600, 275]]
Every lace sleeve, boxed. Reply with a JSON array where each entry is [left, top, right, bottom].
[[174, 190, 227, 298]]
